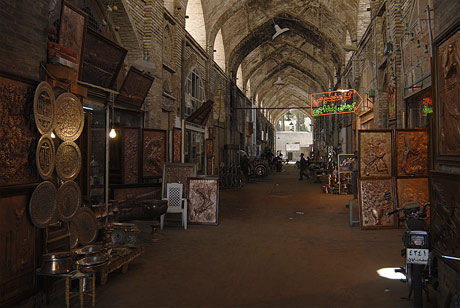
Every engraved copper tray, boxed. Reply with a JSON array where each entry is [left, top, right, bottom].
[[36, 134, 55, 180], [34, 81, 55, 135], [29, 181, 57, 228], [55, 93, 84, 141], [56, 180, 81, 221], [56, 141, 81, 181], [68, 220, 79, 249], [71, 207, 98, 245]]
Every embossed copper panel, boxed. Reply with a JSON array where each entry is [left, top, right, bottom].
[[36, 134, 55, 180], [122, 128, 139, 184], [56, 180, 81, 222], [71, 207, 98, 245], [396, 130, 428, 177], [56, 141, 81, 181], [430, 171, 460, 271], [0, 75, 38, 187], [437, 28, 460, 157], [359, 130, 392, 178], [397, 178, 429, 219], [188, 177, 219, 225], [162, 163, 197, 198], [33, 81, 55, 135], [55, 93, 84, 142], [359, 178, 396, 229], [29, 181, 57, 228], [142, 129, 166, 178], [173, 128, 181, 163], [116, 66, 154, 108]]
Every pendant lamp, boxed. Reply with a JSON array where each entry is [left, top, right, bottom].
[[274, 76, 285, 85], [272, 24, 290, 40]]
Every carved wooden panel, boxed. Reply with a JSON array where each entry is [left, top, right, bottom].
[[142, 129, 166, 178], [430, 171, 460, 272], [359, 130, 393, 178], [0, 74, 38, 188], [0, 193, 37, 305], [396, 178, 429, 219], [359, 178, 396, 229], [173, 128, 181, 163], [395, 130, 429, 177], [437, 28, 460, 158], [122, 128, 140, 184]]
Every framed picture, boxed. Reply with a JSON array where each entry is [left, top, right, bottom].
[[59, 1, 87, 74], [80, 28, 127, 89], [142, 129, 166, 178], [429, 170, 460, 270], [396, 178, 429, 220], [338, 154, 356, 173], [116, 66, 154, 108], [359, 130, 393, 178], [173, 128, 181, 163], [434, 24, 460, 163], [188, 177, 219, 225], [162, 163, 197, 198], [122, 127, 141, 184], [395, 129, 428, 177], [0, 72, 39, 191], [359, 178, 396, 229]]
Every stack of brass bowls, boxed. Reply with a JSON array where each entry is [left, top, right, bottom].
[[40, 252, 73, 275]]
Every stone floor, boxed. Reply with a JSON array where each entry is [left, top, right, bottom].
[[45, 165, 435, 307]]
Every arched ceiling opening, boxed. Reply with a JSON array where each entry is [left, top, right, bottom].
[[183, 0, 361, 121]]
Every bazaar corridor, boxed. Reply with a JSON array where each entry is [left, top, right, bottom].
[[43, 166, 429, 308]]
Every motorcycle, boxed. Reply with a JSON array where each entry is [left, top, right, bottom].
[[387, 202, 431, 308]]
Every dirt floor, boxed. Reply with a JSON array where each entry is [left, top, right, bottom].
[[45, 165, 435, 308]]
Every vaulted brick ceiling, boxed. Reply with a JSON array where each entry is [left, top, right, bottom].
[[200, 0, 360, 121]]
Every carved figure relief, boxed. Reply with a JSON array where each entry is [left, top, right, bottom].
[[438, 30, 460, 156], [188, 178, 218, 225], [396, 130, 428, 176], [360, 178, 396, 229], [359, 131, 392, 178], [142, 129, 166, 178], [122, 128, 139, 184], [0, 75, 38, 186]]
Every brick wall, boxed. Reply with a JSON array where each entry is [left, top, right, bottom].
[[434, 0, 460, 37], [0, 0, 49, 81]]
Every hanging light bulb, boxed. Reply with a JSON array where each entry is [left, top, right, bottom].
[[50, 131, 56, 139], [417, 40, 421, 48], [109, 128, 117, 138], [424, 45, 429, 54]]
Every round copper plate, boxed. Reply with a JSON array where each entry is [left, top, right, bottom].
[[71, 207, 98, 245], [56, 181, 81, 221], [55, 93, 84, 141], [56, 141, 81, 181], [34, 81, 55, 135], [68, 220, 79, 249], [36, 134, 56, 180], [29, 181, 57, 228]]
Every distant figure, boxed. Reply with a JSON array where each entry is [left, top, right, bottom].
[[299, 153, 308, 180]]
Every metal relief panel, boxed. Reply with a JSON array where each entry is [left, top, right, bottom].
[[396, 178, 429, 219], [33, 81, 55, 135], [188, 177, 219, 225], [54, 93, 84, 142], [173, 128, 181, 163], [122, 128, 139, 184], [142, 129, 166, 178], [359, 130, 392, 178], [36, 134, 55, 180], [0, 75, 38, 187], [162, 163, 197, 198], [359, 178, 396, 229], [395, 130, 429, 177]]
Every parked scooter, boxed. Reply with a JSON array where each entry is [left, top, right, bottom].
[[387, 202, 431, 308]]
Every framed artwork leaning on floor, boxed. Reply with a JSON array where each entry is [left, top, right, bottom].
[[359, 178, 396, 229], [162, 163, 197, 198], [187, 177, 219, 225]]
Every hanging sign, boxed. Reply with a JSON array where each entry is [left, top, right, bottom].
[[310, 89, 362, 116], [421, 97, 433, 116]]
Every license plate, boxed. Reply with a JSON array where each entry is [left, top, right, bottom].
[[406, 248, 429, 264]]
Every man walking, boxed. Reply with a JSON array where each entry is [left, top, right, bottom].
[[299, 153, 308, 180]]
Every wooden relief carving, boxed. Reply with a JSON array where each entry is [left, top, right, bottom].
[[188, 177, 219, 225], [162, 163, 197, 198], [359, 130, 392, 178], [430, 171, 460, 271], [396, 130, 428, 177], [173, 128, 181, 163], [142, 129, 166, 178], [0, 194, 36, 305], [360, 178, 396, 229], [397, 178, 429, 219], [122, 128, 139, 184], [437, 29, 460, 156], [0, 75, 38, 187]]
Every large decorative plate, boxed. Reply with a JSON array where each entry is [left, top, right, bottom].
[[29, 181, 57, 228], [36, 134, 56, 180], [34, 81, 55, 135], [56, 141, 81, 181], [56, 180, 81, 221], [71, 207, 98, 245], [68, 220, 79, 249], [55, 93, 84, 141]]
